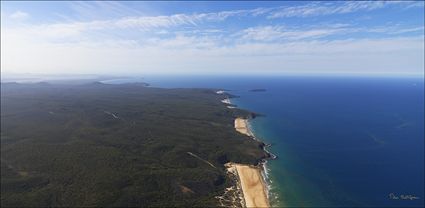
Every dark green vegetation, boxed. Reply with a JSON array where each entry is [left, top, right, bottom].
[[1, 82, 267, 207]]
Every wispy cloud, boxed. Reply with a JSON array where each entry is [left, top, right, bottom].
[[5, 14, 201, 40], [235, 24, 424, 42], [68, 1, 143, 20], [7, 11, 240, 40], [2, 30, 423, 75], [1, 1, 423, 75], [9, 11, 29, 20], [366, 25, 425, 35], [236, 25, 352, 41], [4, 1, 423, 40], [268, 1, 423, 18]]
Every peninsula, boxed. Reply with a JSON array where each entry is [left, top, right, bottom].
[[1, 82, 269, 207]]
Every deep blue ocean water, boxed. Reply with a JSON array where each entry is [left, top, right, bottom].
[[106, 75, 424, 207]]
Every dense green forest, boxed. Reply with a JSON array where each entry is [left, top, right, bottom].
[[1, 82, 267, 207]]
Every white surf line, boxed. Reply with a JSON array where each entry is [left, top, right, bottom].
[[103, 111, 119, 119], [187, 152, 217, 169]]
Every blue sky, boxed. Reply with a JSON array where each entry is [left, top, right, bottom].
[[1, 1, 424, 76]]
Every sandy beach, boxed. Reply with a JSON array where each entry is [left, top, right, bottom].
[[232, 117, 270, 208], [226, 163, 270, 208], [235, 118, 254, 137]]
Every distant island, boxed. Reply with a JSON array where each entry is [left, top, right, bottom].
[[249, 89, 267, 92], [1, 82, 269, 207]]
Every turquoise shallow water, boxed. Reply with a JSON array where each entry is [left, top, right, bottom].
[[106, 75, 424, 207]]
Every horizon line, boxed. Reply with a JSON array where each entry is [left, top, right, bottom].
[[1, 71, 424, 80]]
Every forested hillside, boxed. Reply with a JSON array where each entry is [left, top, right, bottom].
[[1, 82, 267, 207]]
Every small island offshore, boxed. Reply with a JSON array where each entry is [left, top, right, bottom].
[[249, 89, 267, 92], [1, 82, 270, 207]]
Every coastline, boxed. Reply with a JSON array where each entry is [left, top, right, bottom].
[[233, 118, 270, 208], [225, 162, 270, 208], [218, 90, 272, 208], [235, 118, 254, 137]]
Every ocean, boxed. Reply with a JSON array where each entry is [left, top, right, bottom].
[[106, 75, 424, 207]]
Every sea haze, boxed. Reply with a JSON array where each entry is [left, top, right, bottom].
[[138, 75, 424, 207]]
